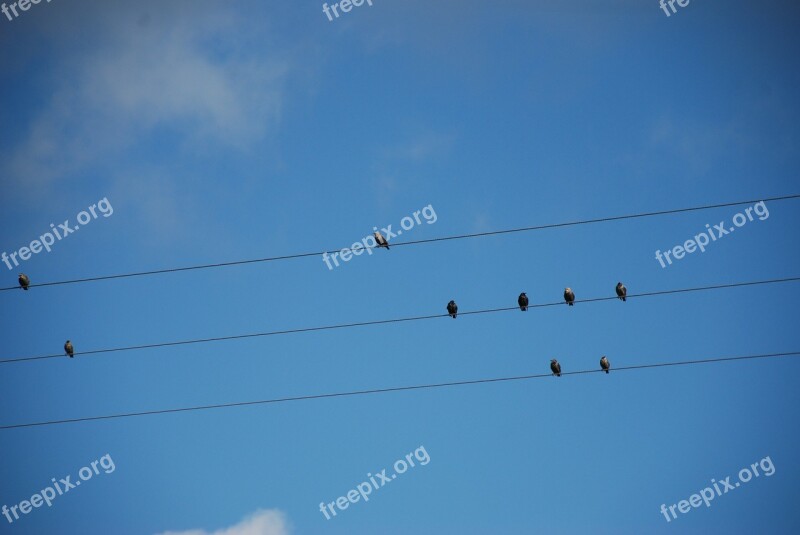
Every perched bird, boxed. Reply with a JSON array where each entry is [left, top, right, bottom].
[[564, 287, 575, 306], [447, 300, 458, 319], [374, 231, 390, 250], [600, 355, 610, 374], [518, 292, 529, 311], [616, 282, 627, 302], [18, 273, 30, 291], [550, 359, 562, 377], [64, 340, 74, 358]]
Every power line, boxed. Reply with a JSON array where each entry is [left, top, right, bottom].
[[2, 276, 798, 365], [3, 193, 798, 292], [1, 350, 797, 430]]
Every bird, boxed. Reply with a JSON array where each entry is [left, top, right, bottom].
[[374, 231, 390, 250], [564, 287, 575, 306], [550, 359, 561, 377], [616, 282, 627, 302], [600, 355, 610, 374], [18, 273, 30, 291], [64, 340, 74, 358], [447, 300, 458, 319], [518, 292, 529, 311]]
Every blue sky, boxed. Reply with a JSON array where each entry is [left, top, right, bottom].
[[1, 0, 799, 533]]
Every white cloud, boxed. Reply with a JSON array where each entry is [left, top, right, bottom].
[[4, 4, 289, 199], [155, 509, 290, 535]]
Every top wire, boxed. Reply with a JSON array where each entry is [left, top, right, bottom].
[[3, 194, 798, 292]]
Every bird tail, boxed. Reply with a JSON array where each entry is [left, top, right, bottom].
[[623, 296, 626, 302], [605, 369, 609, 374], [568, 302, 573, 306], [23, 287, 28, 291]]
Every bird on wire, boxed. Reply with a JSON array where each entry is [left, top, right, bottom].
[[564, 287, 575, 306], [616, 282, 627, 302], [600, 355, 610, 374], [374, 231, 390, 250], [447, 300, 458, 319]]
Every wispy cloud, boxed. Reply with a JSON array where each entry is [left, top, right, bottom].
[[155, 509, 290, 535], [4, 5, 290, 200]]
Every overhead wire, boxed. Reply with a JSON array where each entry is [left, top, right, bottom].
[[2, 350, 797, 430], [2, 276, 798, 365], [3, 193, 798, 292]]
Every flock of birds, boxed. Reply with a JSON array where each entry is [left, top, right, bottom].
[[446, 282, 627, 376], [15, 237, 628, 374]]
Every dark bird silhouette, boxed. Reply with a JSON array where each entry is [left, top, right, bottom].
[[600, 355, 610, 374], [616, 282, 627, 302], [447, 300, 458, 319], [64, 340, 74, 358], [550, 359, 561, 377], [518, 292, 529, 311], [374, 231, 390, 250], [18, 273, 30, 291], [564, 287, 575, 306]]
